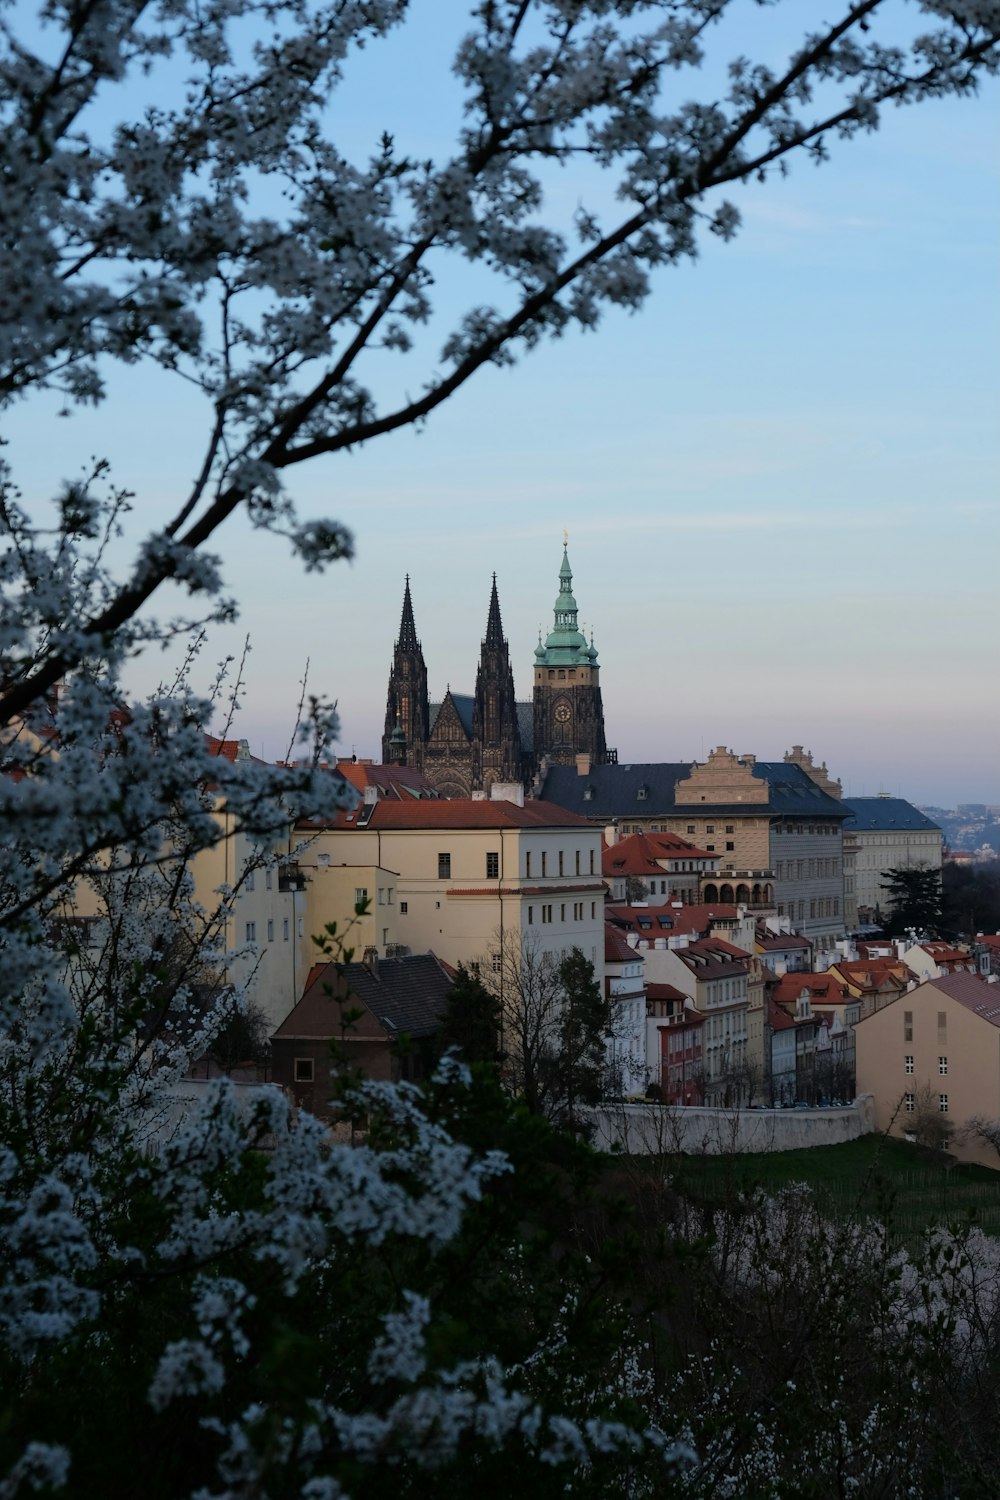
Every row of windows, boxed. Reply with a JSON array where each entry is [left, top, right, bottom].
[[434, 849, 599, 880], [904, 1093, 949, 1113], [245, 918, 296, 943], [775, 858, 841, 880], [776, 898, 840, 920], [778, 824, 839, 837], [904, 1056, 949, 1074], [685, 823, 736, 836], [527, 900, 597, 926]]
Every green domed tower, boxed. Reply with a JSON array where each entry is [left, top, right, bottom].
[[532, 542, 608, 769]]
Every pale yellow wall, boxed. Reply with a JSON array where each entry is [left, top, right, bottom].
[[855, 980, 1000, 1169], [280, 820, 606, 982]]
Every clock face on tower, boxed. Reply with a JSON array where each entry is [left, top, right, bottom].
[[554, 702, 571, 723]]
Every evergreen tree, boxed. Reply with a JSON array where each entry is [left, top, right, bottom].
[[436, 962, 501, 1071], [553, 948, 612, 1127], [880, 865, 943, 935]]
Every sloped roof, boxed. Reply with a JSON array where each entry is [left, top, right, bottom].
[[515, 701, 534, 753], [606, 902, 740, 938], [841, 797, 941, 833], [929, 971, 1000, 1024], [336, 759, 440, 800], [772, 973, 849, 1006], [539, 759, 847, 820], [428, 693, 475, 736], [365, 799, 591, 830], [756, 931, 812, 952], [605, 924, 640, 965], [273, 954, 453, 1040], [602, 830, 715, 878]]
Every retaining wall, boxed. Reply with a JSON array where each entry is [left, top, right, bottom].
[[589, 1096, 875, 1155]]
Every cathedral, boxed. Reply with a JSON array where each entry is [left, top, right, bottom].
[[381, 543, 612, 797]]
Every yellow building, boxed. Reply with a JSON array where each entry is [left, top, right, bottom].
[[855, 972, 1000, 1168]]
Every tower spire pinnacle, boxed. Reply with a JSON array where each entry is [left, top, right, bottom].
[[397, 575, 419, 652], [484, 572, 504, 649]]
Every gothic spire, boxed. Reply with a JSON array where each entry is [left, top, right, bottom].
[[397, 575, 419, 652], [484, 573, 505, 650]]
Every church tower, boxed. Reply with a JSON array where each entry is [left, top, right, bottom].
[[382, 577, 429, 768], [532, 543, 608, 769], [472, 576, 523, 791]]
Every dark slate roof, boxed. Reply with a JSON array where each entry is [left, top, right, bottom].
[[538, 760, 847, 821], [841, 797, 941, 833], [273, 954, 453, 1040], [428, 693, 475, 735], [516, 700, 534, 753]]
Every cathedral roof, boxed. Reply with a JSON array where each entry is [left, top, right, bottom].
[[428, 693, 475, 736]]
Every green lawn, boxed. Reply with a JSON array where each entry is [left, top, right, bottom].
[[667, 1136, 1000, 1242]]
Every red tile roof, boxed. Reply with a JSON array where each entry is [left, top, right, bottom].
[[928, 971, 1000, 1025], [602, 830, 716, 876], [772, 973, 849, 1007], [361, 800, 593, 830], [605, 902, 739, 938], [646, 982, 690, 1004], [605, 925, 639, 965], [336, 759, 440, 800]]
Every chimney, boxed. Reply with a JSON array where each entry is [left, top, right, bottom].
[[575, 753, 591, 777], [363, 785, 378, 805], [362, 946, 379, 978]]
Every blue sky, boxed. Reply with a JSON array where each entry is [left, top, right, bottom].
[[7, 2, 999, 806]]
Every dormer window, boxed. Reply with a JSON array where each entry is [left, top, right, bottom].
[[637, 786, 648, 801]]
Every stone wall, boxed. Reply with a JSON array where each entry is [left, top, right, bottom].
[[589, 1095, 875, 1155]]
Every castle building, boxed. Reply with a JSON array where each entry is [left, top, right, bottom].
[[382, 544, 610, 798]]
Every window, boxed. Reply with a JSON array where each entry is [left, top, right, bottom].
[[573, 902, 583, 920], [905, 1055, 914, 1074], [265, 868, 273, 891], [378, 888, 386, 905], [245, 921, 256, 943], [706, 844, 715, 853], [558, 851, 564, 876], [706, 824, 715, 834], [317, 853, 330, 867], [542, 904, 553, 923], [355, 887, 368, 906], [687, 825, 695, 835], [542, 852, 548, 876], [486, 852, 499, 879], [939, 1056, 948, 1075], [904, 1093, 915, 1112], [528, 906, 534, 925], [294, 1058, 314, 1083], [282, 918, 289, 942], [591, 902, 596, 918], [560, 903, 565, 920], [726, 825, 734, 834], [491, 952, 501, 973], [266, 919, 274, 943], [575, 850, 581, 875], [245, 870, 255, 892], [589, 849, 595, 874], [939, 1095, 949, 1113], [400, 901, 408, 915], [438, 853, 451, 879], [726, 842, 734, 852]]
